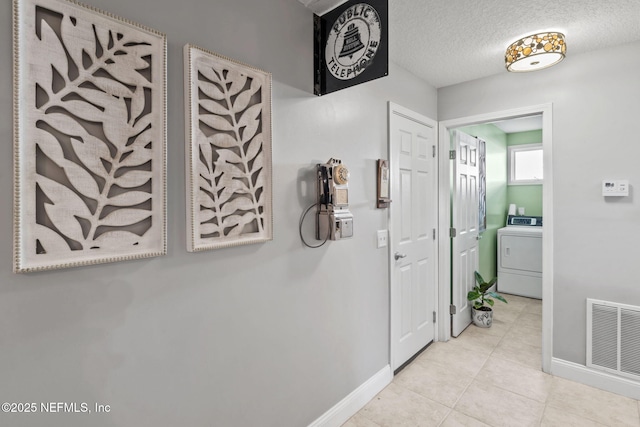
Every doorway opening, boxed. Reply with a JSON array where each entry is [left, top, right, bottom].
[[438, 104, 554, 373]]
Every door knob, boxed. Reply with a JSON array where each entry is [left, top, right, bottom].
[[394, 252, 407, 260]]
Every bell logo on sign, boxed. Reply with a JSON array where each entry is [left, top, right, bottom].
[[314, 0, 388, 96], [325, 4, 381, 81]]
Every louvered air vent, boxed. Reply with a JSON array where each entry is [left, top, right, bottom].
[[587, 299, 640, 380]]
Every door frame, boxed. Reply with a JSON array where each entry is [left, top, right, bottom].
[[437, 103, 554, 374], [388, 102, 439, 371]]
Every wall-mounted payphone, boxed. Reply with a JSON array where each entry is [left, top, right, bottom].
[[317, 158, 353, 240]]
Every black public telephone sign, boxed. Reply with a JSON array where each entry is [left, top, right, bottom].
[[314, 0, 388, 96]]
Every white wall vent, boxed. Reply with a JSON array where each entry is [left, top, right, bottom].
[[587, 299, 640, 380]]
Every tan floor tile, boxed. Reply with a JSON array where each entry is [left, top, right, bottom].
[[394, 358, 474, 407], [342, 413, 381, 427], [516, 312, 543, 329], [523, 300, 542, 315], [510, 320, 543, 336], [475, 356, 552, 403], [359, 382, 450, 427], [477, 316, 512, 338], [455, 380, 544, 427], [547, 377, 640, 426], [453, 324, 503, 353], [495, 294, 530, 311], [492, 338, 542, 371], [416, 340, 490, 377], [504, 324, 542, 348], [540, 405, 607, 427], [440, 410, 491, 427], [491, 305, 523, 323]]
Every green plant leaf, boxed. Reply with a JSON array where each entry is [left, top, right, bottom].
[[487, 292, 508, 304], [474, 271, 484, 285], [486, 298, 495, 307], [467, 291, 481, 301], [479, 283, 492, 293]]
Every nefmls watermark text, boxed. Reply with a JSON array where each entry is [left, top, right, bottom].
[[2, 402, 111, 414]]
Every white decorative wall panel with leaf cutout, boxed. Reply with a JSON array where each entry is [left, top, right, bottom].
[[13, 0, 167, 272], [184, 45, 272, 252]]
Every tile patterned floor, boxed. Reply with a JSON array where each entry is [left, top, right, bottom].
[[343, 295, 640, 427]]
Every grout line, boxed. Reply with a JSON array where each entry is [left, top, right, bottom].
[[436, 408, 454, 427]]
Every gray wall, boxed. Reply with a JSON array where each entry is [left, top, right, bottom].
[[0, 1, 437, 426], [439, 41, 640, 365]]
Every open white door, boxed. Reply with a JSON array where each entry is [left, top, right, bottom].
[[451, 130, 480, 337], [389, 103, 437, 371]]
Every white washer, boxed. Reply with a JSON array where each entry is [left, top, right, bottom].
[[497, 226, 542, 299]]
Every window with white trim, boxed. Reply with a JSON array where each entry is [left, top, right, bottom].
[[508, 144, 543, 185]]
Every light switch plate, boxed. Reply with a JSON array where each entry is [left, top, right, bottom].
[[377, 230, 388, 248]]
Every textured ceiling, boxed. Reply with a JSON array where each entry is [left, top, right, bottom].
[[300, 0, 640, 88], [390, 0, 640, 88], [298, 0, 347, 16]]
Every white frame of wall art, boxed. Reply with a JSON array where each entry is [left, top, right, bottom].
[[13, 0, 167, 273], [184, 44, 273, 252]]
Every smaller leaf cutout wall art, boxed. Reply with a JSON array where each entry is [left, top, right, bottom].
[[13, 0, 166, 272], [184, 45, 273, 251]]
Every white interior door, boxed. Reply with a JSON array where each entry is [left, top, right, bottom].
[[451, 130, 480, 337], [389, 104, 437, 371]]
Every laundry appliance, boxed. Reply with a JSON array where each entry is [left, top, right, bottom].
[[497, 216, 542, 299]]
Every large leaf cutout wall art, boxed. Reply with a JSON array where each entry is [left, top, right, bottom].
[[13, 0, 166, 272], [184, 45, 272, 251]]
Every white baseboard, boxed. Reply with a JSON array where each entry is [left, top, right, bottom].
[[308, 365, 392, 427], [550, 358, 640, 400]]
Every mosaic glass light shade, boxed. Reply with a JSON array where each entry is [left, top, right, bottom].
[[505, 32, 566, 72]]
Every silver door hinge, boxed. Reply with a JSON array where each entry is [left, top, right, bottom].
[[432, 145, 436, 158], [433, 311, 437, 323], [449, 150, 456, 160], [432, 228, 436, 240], [449, 227, 457, 238], [450, 304, 457, 315]]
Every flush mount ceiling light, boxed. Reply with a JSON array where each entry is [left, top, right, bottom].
[[505, 32, 566, 72]]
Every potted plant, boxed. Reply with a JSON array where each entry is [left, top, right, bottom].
[[467, 271, 507, 328]]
